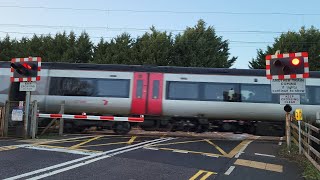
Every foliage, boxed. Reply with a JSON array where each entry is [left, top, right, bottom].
[[0, 20, 235, 68], [172, 20, 236, 68], [249, 26, 320, 71], [278, 143, 320, 180]]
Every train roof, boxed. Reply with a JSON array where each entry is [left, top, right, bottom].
[[1, 61, 320, 77]]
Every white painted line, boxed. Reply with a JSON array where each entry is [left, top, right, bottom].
[[21, 145, 101, 155], [4, 138, 174, 180], [224, 166, 235, 175], [143, 147, 159, 151], [24, 138, 174, 180], [172, 150, 188, 154], [254, 153, 275, 158], [235, 140, 252, 158]]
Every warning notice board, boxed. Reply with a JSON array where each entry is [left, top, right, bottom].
[[271, 79, 306, 94], [280, 95, 300, 105]]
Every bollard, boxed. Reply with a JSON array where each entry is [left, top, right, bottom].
[[316, 112, 320, 124]]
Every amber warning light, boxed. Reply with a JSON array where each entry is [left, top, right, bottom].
[[291, 58, 300, 66]]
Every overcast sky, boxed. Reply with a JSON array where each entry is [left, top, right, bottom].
[[0, 0, 319, 69]]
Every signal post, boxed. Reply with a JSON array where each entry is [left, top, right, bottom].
[[265, 52, 309, 150], [10, 57, 41, 138]]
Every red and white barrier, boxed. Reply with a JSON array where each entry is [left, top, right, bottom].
[[37, 113, 144, 123]]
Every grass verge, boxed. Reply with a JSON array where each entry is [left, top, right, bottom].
[[278, 143, 320, 180]]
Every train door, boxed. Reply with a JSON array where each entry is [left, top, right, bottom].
[[130, 72, 148, 115], [147, 73, 163, 115]]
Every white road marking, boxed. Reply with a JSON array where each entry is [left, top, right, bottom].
[[235, 140, 252, 158], [4, 138, 174, 180], [224, 166, 235, 175], [172, 150, 188, 154], [254, 153, 275, 158], [19, 145, 101, 155], [24, 138, 174, 180], [143, 147, 159, 150], [204, 154, 219, 158]]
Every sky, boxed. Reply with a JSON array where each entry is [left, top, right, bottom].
[[0, 0, 319, 69]]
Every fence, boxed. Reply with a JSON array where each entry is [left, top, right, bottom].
[[291, 120, 320, 171]]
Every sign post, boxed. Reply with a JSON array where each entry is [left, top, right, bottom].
[[10, 57, 41, 138], [295, 108, 303, 154], [266, 52, 309, 151]]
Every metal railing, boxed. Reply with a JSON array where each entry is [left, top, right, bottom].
[[291, 120, 320, 171]]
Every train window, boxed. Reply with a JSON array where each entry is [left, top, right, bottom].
[[203, 83, 239, 102], [241, 84, 272, 103], [300, 87, 312, 104], [96, 79, 130, 98], [314, 87, 320, 104], [152, 80, 160, 99], [136, 80, 143, 98], [49, 77, 95, 96], [167, 81, 199, 100], [0, 76, 10, 94]]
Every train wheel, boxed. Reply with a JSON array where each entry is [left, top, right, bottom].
[[113, 122, 131, 135]]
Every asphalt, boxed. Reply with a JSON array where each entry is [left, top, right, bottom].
[[0, 134, 304, 180]]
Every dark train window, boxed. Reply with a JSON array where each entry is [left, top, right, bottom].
[[49, 77, 95, 96], [96, 79, 130, 98], [203, 83, 239, 102], [152, 80, 160, 99], [167, 81, 199, 100], [136, 80, 143, 98], [314, 87, 320, 104], [300, 86, 317, 104], [241, 84, 272, 103]]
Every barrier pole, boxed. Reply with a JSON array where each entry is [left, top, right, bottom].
[[286, 112, 291, 151], [24, 91, 31, 138], [59, 102, 65, 136]]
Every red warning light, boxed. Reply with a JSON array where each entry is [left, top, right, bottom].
[[291, 58, 300, 66], [22, 63, 32, 69]]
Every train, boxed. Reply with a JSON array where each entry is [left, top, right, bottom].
[[1, 61, 320, 135]]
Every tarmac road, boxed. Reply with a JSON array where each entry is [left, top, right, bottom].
[[0, 134, 303, 180]]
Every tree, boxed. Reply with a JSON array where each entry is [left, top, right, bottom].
[[249, 26, 320, 71], [92, 38, 109, 64], [171, 19, 236, 68], [133, 26, 173, 65], [0, 35, 14, 61], [104, 33, 134, 64], [74, 32, 93, 63]]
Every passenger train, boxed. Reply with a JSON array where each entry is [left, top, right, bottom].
[[1, 61, 320, 135]]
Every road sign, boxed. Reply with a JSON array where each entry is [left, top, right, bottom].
[[19, 82, 37, 91], [280, 95, 300, 105], [271, 79, 306, 94], [10, 57, 41, 82], [265, 52, 309, 80], [11, 109, 23, 121], [295, 109, 303, 121]]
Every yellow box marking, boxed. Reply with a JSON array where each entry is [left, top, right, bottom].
[[69, 135, 103, 149], [234, 159, 283, 173], [148, 139, 205, 147], [0, 146, 18, 151], [127, 136, 137, 144], [32, 135, 98, 145], [189, 170, 217, 180], [250, 161, 266, 170], [204, 139, 227, 156], [265, 164, 283, 173], [81, 141, 139, 148], [225, 140, 252, 158], [157, 147, 221, 157]]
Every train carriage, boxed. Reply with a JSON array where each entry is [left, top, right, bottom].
[[1, 61, 320, 135]]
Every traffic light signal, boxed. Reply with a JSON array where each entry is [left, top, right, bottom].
[[266, 52, 309, 79], [10, 57, 41, 82]]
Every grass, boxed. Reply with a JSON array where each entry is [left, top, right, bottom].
[[278, 143, 320, 180]]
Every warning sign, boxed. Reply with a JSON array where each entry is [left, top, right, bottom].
[[271, 79, 306, 94], [280, 95, 300, 105]]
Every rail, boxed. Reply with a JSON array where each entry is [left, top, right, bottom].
[[290, 121, 320, 171]]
